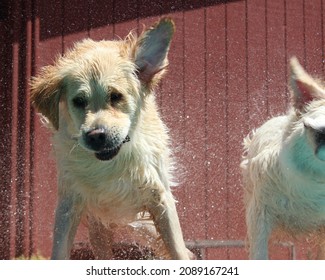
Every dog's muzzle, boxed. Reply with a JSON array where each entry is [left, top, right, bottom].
[[84, 128, 130, 161]]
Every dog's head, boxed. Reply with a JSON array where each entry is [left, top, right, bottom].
[[290, 57, 325, 161], [30, 18, 174, 161]]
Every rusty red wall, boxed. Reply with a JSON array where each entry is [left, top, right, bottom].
[[1, 0, 325, 260]]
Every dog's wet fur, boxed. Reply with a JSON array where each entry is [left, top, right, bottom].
[[241, 58, 325, 259], [31, 18, 192, 260]]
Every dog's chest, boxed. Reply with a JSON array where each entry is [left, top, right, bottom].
[[83, 177, 145, 224], [58, 135, 168, 224], [274, 177, 325, 230], [64, 157, 147, 224]]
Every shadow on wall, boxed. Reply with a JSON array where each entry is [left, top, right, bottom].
[[0, 0, 240, 41]]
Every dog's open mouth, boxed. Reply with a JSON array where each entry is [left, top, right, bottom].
[[315, 131, 325, 161], [95, 135, 130, 161], [95, 146, 122, 161]]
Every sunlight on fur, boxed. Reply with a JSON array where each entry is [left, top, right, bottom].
[[30, 18, 193, 260], [241, 57, 325, 260]]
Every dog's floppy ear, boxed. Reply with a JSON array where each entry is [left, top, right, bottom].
[[132, 18, 175, 87], [290, 57, 325, 110], [30, 65, 62, 130]]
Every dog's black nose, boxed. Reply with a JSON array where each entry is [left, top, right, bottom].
[[85, 128, 107, 151]]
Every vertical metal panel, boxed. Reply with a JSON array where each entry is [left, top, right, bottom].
[[32, 0, 63, 258], [205, 1, 228, 260], [14, 0, 35, 259], [0, 0, 35, 259], [1, 0, 325, 260], [0, 0, 14, 260], [225, 0, 248, 260], [266, 0, 287, 116], [304, 0, 323, 74], [246, 0, 268, 130], [182, 2, 207, 241], [286, 0, 304, 63]]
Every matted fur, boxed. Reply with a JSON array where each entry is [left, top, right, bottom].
[[31, 18, 191, 260], [241, 57, 325, 259]]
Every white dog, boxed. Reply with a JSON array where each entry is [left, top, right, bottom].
[[30, 18, 191, 260], [241, 57, 325, 259]]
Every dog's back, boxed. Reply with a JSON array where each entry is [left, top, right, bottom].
[[241, 115, 289, 201]]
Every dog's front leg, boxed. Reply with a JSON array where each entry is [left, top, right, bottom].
[[147, 190, 190, 260], [51, 192, 83, 260], [247, 205, 272, 260]]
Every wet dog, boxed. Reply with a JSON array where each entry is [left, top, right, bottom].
[[241, 58, 325, 259], [31, 18, 191, 259]]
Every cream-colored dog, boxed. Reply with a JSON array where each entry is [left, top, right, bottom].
[[241, 58, 325, 259], [31, 18, 191, 260]]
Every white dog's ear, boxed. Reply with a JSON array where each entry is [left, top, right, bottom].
[[132, 18, 175, 87], [290, 57, 325, 110], [30, 65, 62, 130]]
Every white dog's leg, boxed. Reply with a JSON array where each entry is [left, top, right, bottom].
[[147, 191, 192, 260], [51, 193, 83, 260], [247, 206, 272, 260]]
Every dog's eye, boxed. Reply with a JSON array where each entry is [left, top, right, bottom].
[[110, 92, 123, 104], [73, 96, 88, 108]]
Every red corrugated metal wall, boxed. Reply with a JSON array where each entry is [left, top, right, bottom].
[[1, 0, 324, 259]]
